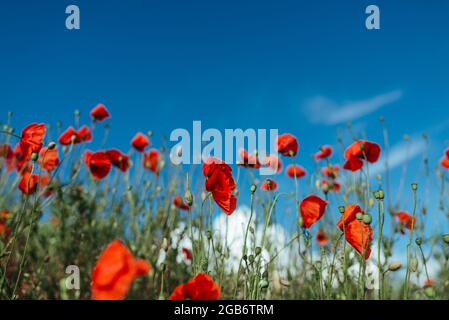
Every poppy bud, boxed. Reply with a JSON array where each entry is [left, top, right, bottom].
[[206, 230, 212, 240], [250, 184, 257, 193], [339, 206, 345, 214], [74, 109, 80, 117], [288, 150, 295, 157], [2, 125, 8, 131], [249, 226, 254, 234], [362, 214, 372, 225], [248, 255, 255, 264], [411, 183, 418, 191], [47, 142, 57, 150], [70, 134, 77, 143], [184, 190, 193, 206], [255, 247, 262, 256], [243, 254, 248, 261], [298, 217, 304, 228], [373, 190, 380, 200], [388, 262, 402, 272], [378, 189, 385, 200], [322, 183, 330, 194], [360, 143, 365, 150], [424, 287, 436, 299], [356, 212, 363, 220], [415, 237, 423, 246], [147, 130, 153, 137], [442, 234, 449, 245], [259, 279, 269, 289], [8, 111, 12, 117], [411, 258, 419, 272], [31, 152, 38, 162], [8, 128, 13, 134]]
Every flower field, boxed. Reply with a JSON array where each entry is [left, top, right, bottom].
[[1, 104, 449, 300]]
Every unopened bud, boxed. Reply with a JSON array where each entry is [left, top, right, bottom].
[[184, 190, 193, 206], [206, 230, 212, 240], [255, 247, 262, 256], [356, 212, 363, 220], [48, 142, 56, 150], [339, 206, 346, 214], [250, 184, 257, 193], [362, 214, 372, 225], [74, 109, 80, 117], [259, 279, 269, 289], [388, 262, 402, 272], [31, 153, 38, 162], [411, 183, 418, 191], [415, 237, 423, 246], [71, 135, 77, 143]]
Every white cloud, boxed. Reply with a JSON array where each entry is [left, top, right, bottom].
[[303, 90, 402, 125], [369, 137, 426, 176]]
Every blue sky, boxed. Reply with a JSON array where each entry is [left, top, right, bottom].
[[1, 1, 449, 235]]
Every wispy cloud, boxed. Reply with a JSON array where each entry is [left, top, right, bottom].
[[369, 137, 426, 176], [302, 90, 402, 125]]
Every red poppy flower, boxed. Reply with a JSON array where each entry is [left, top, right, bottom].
[[182, 248, 193, 261], [90, 103, 110, 121], [59, 127, 78, 145], [286, 164, 307, 178], [173, 195, 190, 211], [18, 172, 39, 195], [261, 179, 278, 191], [337, 205, 373, 259], [85, 151, 112, 180], [131, 133, 150, 152], [169, 273, 221, 300], [77, 125, 93, 142], [0, 144, 14, 170], [441, 157, 449, 169], [264, 154, 282, 173], [424, 279, 435, 288], [7, 144, 29, 173], [343, 140, 381, 172], [396, 211, 416, 231], [38, 147, 59, 171], [300, 195, 328, 229], [106, 149, 130, 172], [315, 145, 333, 160], [239, 149, 261, 169], [0, 221, 10, 239], [322, 165, 339, 179], [276, 134, 299, 157], [0, 209, 11, 239], [316, 230, 329, 246], [143, 149, 161, 175], [59, 126, 93, 145], [203, 157, 237, 215], [91, 240, 151, 300], [20, 123, 46, 160]]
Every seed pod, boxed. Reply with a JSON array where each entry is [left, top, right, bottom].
[[255, 247, 262, 256], [250, 184, 257, 193], [48, 142, 57, 150], [388, 262, 402, 272], [415, 237, 423, 246], [362, 214, 372, 225]]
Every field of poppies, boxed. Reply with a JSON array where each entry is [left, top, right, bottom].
[[1, 104, 449, 300]]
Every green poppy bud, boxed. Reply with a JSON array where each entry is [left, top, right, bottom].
[[362, 214, 372, 225], [250, 184, 257, 193], [31, 153, 38, 162], [442, 234, 449, 245], [255, 247, 262, 256], [184, 190, 193, 206], [356, 212, 363, 220], [415, 237, 423, 246]]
